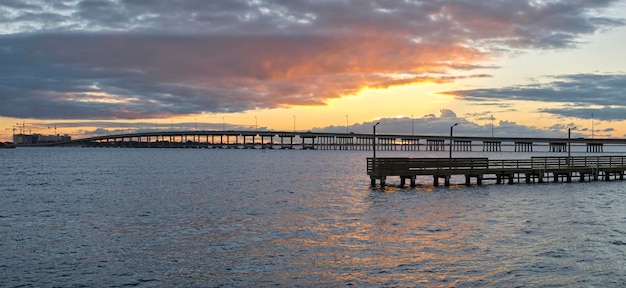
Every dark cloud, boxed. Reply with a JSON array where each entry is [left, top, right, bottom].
[[539, 107, 626, 121], [443, 73, 626, 120], [0, 0, 623, 119]]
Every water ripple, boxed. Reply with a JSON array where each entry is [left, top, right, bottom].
[[1, 148, 625, 287]]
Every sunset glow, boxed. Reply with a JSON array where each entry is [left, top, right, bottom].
[[2, 1, 626, 141]]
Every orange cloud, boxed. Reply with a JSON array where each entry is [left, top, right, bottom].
[[0, 0, 621, 119]]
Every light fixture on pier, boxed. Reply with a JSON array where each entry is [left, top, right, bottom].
[[373, 122, 380, 160], [449, 123, 458, 160], [568, 127, 577, 166]]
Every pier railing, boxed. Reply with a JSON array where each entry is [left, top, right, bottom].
[[368, 156, 626, 173], [368, 156, 626, 187], [367, 157, 489, 175]]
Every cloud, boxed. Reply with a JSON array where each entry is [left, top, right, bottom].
[[30, 108, 593, 139], [314, 109, 563, 138], [0, 1, 623, 119], [439, 109, 457, 118], [443, 73, 626, 120]]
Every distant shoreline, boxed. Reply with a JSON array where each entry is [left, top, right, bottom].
[[0, 142, 15, 148]]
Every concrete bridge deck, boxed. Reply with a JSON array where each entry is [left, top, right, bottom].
[[23, 130, 626, 153]]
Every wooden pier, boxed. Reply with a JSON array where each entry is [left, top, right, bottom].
[[367, 156, 626, 187]]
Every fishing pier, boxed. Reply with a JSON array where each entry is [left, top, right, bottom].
[[367, 156, 626, 187]]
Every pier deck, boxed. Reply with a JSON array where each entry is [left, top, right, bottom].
[[367, 156, 626, 187]]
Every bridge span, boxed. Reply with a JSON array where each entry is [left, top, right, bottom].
[[31, 130, 626, 152]]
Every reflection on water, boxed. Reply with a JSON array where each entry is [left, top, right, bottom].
[[1, 148, 625, 287]]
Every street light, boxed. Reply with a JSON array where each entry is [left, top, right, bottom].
[[449, 123, 458, 159], [346, 115, 349, 133], [491, 114, 494, 138], [373, 122, 380, 160], [568, 127, 576, 165], [591, 113, 594, 139]]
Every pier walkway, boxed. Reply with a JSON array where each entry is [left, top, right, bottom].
[[367, 156, 626, 187]]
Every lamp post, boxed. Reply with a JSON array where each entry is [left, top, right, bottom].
[[293, 115, 296, 132], [568, 127, 576, 166], [411, 114, 414, 136], [346, 115, 349, 133], [591, 113, 594, 139], [449, 123, 458, 159], [255, 116, 258, 132], [373, 122, 380, 160], [491, 114, 494, 138]]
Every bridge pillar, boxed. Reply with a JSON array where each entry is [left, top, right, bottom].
[[241, 133, 257, 149], [515, 141, 533, 152], [337, 136, 354, 150], [587, 143, 603, 152], [453, 140, 472, 151], [301, 134, 316, 149], [482, 140, 501, 152], [401, 138, 419, 151], [427, 139, 445, 151], [278, 134, 295, 149], [549, 142, 567, 152]]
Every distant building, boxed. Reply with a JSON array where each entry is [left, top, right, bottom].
[[13, 134, 71, 145]]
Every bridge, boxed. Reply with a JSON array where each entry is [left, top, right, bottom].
[[27, 130, 626, 152]]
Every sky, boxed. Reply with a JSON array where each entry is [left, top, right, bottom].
[[1, 0, 626, 142]]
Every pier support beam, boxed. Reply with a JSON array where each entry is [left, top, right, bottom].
[[399, 176, 417, 187], [433, 175, 451, 187], [465, 174, 483, 186], [433, 175, 451, 186], [370, 176, 386, 188]]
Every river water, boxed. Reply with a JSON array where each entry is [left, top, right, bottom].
[[1, 147, 625, 287]]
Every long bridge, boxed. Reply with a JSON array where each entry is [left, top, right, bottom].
[[30, 130, 626, 152]]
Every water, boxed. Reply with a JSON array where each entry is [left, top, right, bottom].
[[1, 147, 625, 287]]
